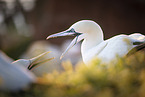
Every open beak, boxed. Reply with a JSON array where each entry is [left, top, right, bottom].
[[46, 28, 84, 59], [27, 51, 55, 70], [46, 28, 82, 39]]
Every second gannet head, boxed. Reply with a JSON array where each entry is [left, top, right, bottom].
[[12, 51, 54, 70]]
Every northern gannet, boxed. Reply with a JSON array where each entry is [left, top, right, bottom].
[[20, 41, 62, 76], [47, 20, 145, 64], [12, 51, 54, 70], [0, 55, 35, 91]]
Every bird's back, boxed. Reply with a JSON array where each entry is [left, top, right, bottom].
[[97, 35, 137, 63]]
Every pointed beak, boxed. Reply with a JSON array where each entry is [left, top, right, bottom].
[[46, 28, 84, 59], [27, 51, 55, 70], [46, 28, 82, 39]]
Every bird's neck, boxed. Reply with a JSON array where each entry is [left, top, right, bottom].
[[82, 32, 104, 51], [81, 33, 104, 64]]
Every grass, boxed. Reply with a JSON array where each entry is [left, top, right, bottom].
[[1, 51, 145, 97]]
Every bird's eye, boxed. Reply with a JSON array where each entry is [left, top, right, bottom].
[[71, 28, 82, 35], [70, 28, 75, 32]]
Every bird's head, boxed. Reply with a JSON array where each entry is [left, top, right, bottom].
[[70, 20, 102, 36], [47, 20, 103, 59], [12, 52, 54, 70]]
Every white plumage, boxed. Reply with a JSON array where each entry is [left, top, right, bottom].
[[0, 55, 35, 91], [47, 20, 145, 64], [12, 51, 54, 70]]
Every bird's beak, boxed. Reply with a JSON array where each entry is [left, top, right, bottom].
[[46, 28, 82, 39], [27, 51, 55, 70], [47, 28, 84, 59]]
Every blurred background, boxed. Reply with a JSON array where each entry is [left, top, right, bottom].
[[0, 0, 145, 60], [1, 0, 145, 93]]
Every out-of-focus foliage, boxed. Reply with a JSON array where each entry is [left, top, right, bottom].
[[0, 51, 145, 97]]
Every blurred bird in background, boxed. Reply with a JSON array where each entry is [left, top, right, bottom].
[[20, 41, 62, 76], [0, 50, 55, 91], [0, 51, 35, 91], [12, 51, 54, 70], [0, 50, 13, 63]]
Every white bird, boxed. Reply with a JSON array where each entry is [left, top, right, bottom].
[[47, 20, 145, 65], [19, 41, 62, 76], [0, 50, 13, 63], [12, 51, 54, 70], [0, 54, 35, 91]]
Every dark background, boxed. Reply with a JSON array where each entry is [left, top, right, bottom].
[[0, 0, 145, 59]]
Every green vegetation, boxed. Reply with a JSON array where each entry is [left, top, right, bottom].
[[1, 51, 145, 97]]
